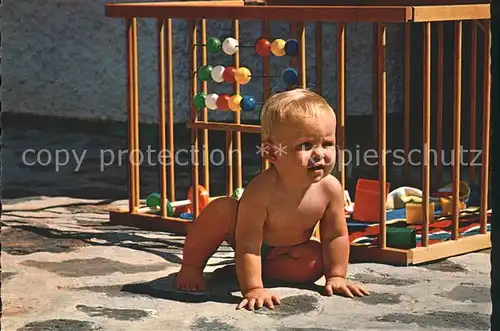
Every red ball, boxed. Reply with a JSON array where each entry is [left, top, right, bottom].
[[222, 66, 236, 83], [255, 38, 271, 56], [216, 94, 231, 110]]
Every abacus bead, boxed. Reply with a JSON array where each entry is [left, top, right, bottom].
[[216, 94, 231, 110], [255, 38, 271, 56], [207, 37, 221, 53], [211, 65, 225, 83], [271, 39, 286, 56], [222, 37, 239, 55], [284, 39, 299, 56], [146, 193, 161, 208], [205, 93, 219, 110], [193, 92, 207, 109], [198, 65, 213, 81], [281, 68, 299, 86], [241, 95, 256, 111], [222, 66, 236, 83], [229, 94, 243, 111], [235, 67, 251, 85]]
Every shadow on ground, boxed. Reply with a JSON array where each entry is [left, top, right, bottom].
[[1, 221, 229, 268]]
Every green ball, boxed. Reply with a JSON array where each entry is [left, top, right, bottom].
[[146, 193, 161, 208], [193, 92, 206, 109], [207, 37, 221, 53], [198, 65, 213, 81]]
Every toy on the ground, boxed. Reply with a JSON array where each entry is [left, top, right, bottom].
[[143, 185, 209, 217], [105, 0, 492, 266]]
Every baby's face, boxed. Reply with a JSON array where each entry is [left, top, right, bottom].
[[272, 111, 337, 184]]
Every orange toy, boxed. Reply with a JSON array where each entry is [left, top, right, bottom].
[[352, 179, 390, 223]]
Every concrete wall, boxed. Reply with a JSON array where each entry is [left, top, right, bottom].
[[3, 0, 404, 124]]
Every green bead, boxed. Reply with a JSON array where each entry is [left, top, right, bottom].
[[198, 65, 213, 81], [231, 188, 245, 200], [146, 193, 161, 208], [207, 37, 221, 53], [167, 202, 174, 217], [193, 92, 206, 109]]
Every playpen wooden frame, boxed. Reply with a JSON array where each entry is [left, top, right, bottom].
[[105, 0, 491, 265]]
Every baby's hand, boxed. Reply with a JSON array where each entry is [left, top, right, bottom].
[[324, 276, 369, 298], [236, 288, 280, 310]]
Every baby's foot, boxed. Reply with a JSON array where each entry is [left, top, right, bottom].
[[175, 265, 206, 292]]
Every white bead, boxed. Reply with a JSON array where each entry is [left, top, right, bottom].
[[211, 65, 225, 83], [205, 93, 219, 110], [222, 38, 238, 55]]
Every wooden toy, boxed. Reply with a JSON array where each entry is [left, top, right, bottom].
[[104, 0, 491, 265]]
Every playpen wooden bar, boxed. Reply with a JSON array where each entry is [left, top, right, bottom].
[[106, 4, 413, 22], [411, 4, 489, 21], [157, 19, 168, 217], [372, 26, 378, 149], [337, 22, 346, 190], [226, 131, 233, 195], [188, 121, 261, 133], [201, 19, 210, 195], [299, 23, 306, 88], [403, 23, 410, 182], [234, 19, 243, 190], [480, 20, 491, 234], [436, 22, 444, 186], [377, 22, 387, 249], [452, 20, 462, 240], [261, 20, 270, 171], [190, 20, 201, 219], [126, 18, 140, 212], [422, 21, 431, 247], [469, 21, 477, 185], [166, 19, 176, 203]]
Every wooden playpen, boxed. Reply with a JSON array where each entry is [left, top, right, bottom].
[[105, 0, 491, 265]]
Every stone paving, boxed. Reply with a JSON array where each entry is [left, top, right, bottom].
[[1, 196, 492, 331]]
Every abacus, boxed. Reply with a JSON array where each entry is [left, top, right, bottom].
[[105, 0, 492, 265]]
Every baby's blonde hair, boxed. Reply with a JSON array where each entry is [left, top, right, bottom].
[[260, 88, 334, 141]]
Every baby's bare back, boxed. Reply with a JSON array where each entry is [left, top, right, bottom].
[[258, 173, 331, 247]]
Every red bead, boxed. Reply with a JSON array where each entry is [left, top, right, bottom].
[[216, 94, 231, 110], [255, 38, 271, 56], [222, 66, 236, 83]]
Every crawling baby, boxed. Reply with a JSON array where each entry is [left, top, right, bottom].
[[175, 88, 368, 310]]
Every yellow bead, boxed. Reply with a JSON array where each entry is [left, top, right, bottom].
[[271, 39, 286, 56], [234, 67, 251, 85], [229, 95, 242, 111]]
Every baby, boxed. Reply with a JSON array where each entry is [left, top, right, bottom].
[[175, 88, 368, 310]]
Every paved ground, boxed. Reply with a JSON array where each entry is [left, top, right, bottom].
[[1, 196, 492, 331]]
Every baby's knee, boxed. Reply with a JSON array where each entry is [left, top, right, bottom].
[[202, 196, 238, 224], [306, 241, 323, 280], [294, 240, 323, 282], [293, 239, 322, 259]]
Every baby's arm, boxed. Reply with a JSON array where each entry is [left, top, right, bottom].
[[234, 185, 266, 294], [319, 176, 350, 279], [234, 180, 280, 309], [320, 176, 369, 297]]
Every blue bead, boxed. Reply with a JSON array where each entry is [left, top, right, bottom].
[[180, 213, 193, 220], [241, 95, 256, 111], [284, 39, 299, 56], [281, 68, 299, 87]]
